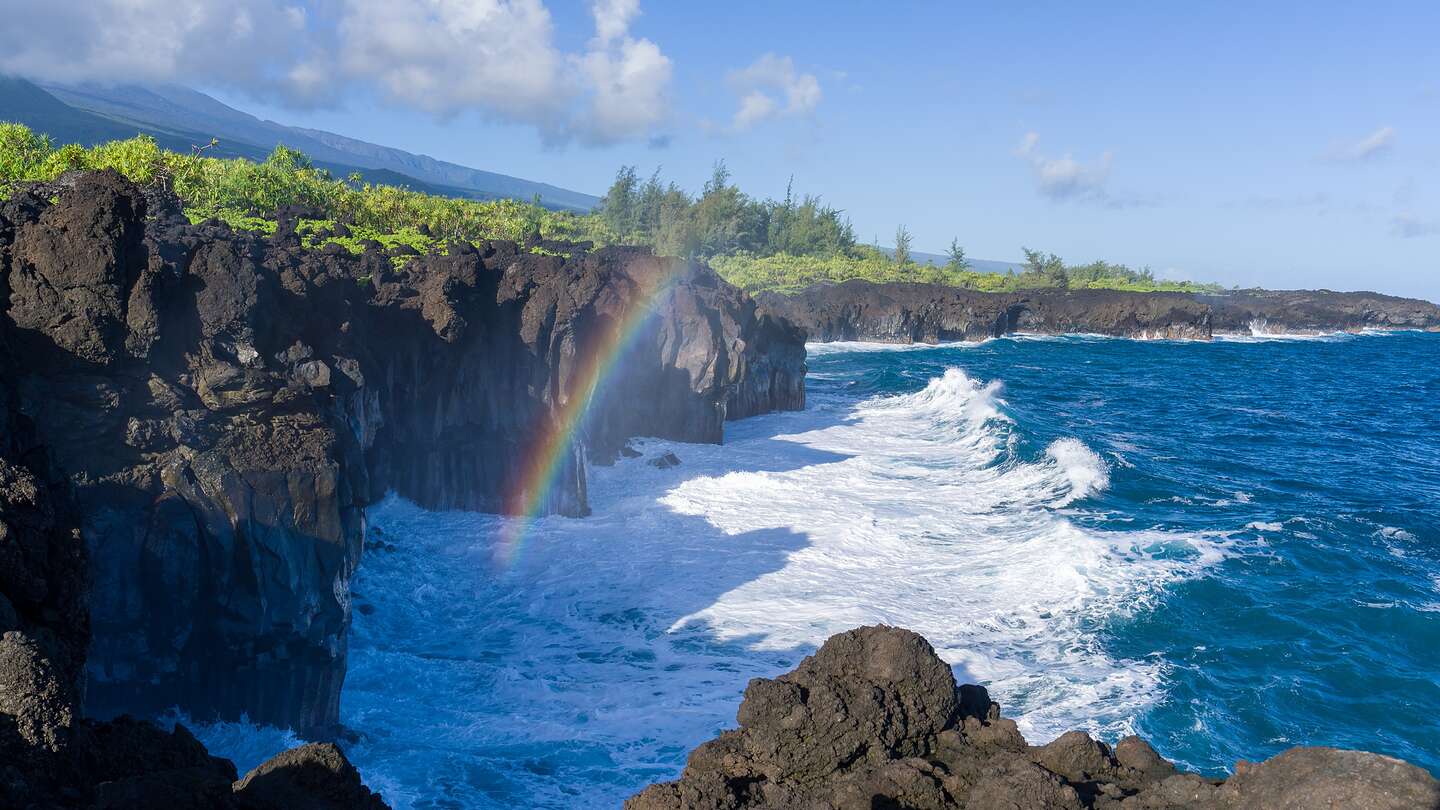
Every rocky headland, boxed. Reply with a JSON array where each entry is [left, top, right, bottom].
[[757, 280, 1440, 343], [0, 169, 804, 807], [630, 626, 1440, 810], [2, 171, 1438, 808]]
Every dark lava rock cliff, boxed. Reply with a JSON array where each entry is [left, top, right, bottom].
[[630, 626, 1440, 810], [759, 280, 1440, 343], [0, 169, 805, 745]]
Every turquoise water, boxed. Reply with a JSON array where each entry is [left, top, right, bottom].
[[198, 330, 1440, 808]]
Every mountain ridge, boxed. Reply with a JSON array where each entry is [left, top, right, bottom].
[[0, 76, 600, 212]]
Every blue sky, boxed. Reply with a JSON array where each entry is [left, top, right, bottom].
[[6, 1, 1438, 298]]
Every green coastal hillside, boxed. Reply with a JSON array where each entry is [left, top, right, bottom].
[[0, 123, 1222, 294]]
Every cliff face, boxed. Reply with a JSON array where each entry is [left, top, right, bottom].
[[758, 282, 1214, 342], [0, 170, 805, 736], [631, 626, 1440, 810], [758, 280, 1440, 343]]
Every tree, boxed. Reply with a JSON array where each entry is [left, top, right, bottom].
[[703, 159, 731, 195], [598, 165, 641, 239], [946, 238, 970, 271], [1021, 247, 1069, 288], [894, 225, 912, 266]]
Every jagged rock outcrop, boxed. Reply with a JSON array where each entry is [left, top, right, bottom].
[[1, 706, 388, 810], [232, 742, 388, 810], [758, 280, 1440, 343], [0, 169, 805, 735], [628, 626, 1440, 809]]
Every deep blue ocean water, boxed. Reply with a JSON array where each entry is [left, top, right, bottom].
[[196, 330, 1440, 809]]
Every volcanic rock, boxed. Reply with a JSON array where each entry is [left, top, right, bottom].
[[233, 742, 388, 810], [628, 625, 1440, 810], [0, 170, 805, 735], [758, 279, 1440, 343]]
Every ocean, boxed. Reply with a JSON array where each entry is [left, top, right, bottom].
[[193, 330, 1440, 809]]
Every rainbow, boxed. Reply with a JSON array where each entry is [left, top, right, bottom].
[[493, 260, 690, 567]]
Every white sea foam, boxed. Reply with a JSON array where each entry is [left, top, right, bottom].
[[1213, 325, 1354, 343], [805, 339, 984, 355], [195, 367, 1224, 809], [164, 711, 304, 775]]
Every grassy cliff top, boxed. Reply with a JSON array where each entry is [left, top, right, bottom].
[[1, 123, 1223, 295]]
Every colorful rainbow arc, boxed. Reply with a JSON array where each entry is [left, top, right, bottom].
[[493, 262, 689, 567]]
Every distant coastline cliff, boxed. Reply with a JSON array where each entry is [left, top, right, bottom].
[[758, 280, 1440, 343]]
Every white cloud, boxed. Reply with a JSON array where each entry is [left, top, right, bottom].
[[0, 0, 673, 145], [0, 0, 309, 93], [732, 91, 780, 131], [725, 54, 821, 131], [570, 0, 672, 145], [1323, 126, 1396, 162], [1015, 132, 1114, 203], [336, 0, 567, 124], [1391, 214, 1440, 238], [591, 0, 640, 45]]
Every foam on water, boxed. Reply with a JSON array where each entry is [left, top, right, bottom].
[[174, 712, 304, 775], [184, 364, 1219, 808], [180, 331, 1440, 804], [805, 339, 984, 355]]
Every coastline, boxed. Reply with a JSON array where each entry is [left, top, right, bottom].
[[1, 170, 1436, 808]]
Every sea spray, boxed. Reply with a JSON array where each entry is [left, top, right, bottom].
[[191, 331, 1440, 807]]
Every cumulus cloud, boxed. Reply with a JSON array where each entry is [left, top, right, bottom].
[[570, 0, 672, 145], [0, 0, 672, 145], [725, 54, 821, 131], [1015, 132, 1115, 203], [591, 0, 640, 44], [1322, 126, 1396, 162], [1391, 214, 1440, 238], [335, 0, 567, 123], [0, 0, 310, 94]]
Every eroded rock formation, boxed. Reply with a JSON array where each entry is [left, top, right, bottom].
[[758, 280, 1440, 343], [0, 169, 805, 737], [629, 626, 1440, 809]]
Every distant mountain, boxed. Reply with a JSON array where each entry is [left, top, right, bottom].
[[0, 77, 600, 212], [876, 245, 1023, 275]]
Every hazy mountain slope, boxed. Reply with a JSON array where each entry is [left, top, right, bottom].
[[39, 80, 600, 211], [877, 245, 1024, 274], [0, 76, 160, 147]]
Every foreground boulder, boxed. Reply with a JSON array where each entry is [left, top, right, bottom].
[[233, 742, 388, 810], [628, 626, 1440, 809]]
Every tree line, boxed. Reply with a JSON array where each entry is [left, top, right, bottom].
[[596, 161, 857, 260], [595, 163, 1221, 294]]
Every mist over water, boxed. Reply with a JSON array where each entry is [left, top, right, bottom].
[[194, 331, 1440, 809]]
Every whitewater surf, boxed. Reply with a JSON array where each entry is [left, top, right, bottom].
[[192, 331, 1440, 809]]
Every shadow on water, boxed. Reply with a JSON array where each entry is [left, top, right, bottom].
[[339, 410, 868, 809]]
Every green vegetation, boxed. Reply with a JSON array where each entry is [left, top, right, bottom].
[[1, 122, 1223, 294], [592, 163, 1224, 294], [0, 123, 592, 256]]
